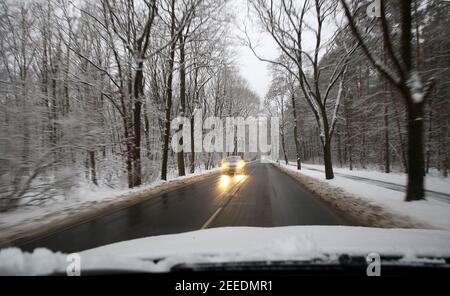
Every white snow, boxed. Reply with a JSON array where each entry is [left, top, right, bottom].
[[0, 248, 67, 276], [283, 163, 450, 230], [1, 226, 449, 275], [301, 163, 450, 195]]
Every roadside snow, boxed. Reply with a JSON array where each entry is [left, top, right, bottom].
[[0, 185, 148, 227], [0, 167, 220, 246], [282, 163, 450, 230], [1, 226, 449, 275], [300, 163, 450, 195]]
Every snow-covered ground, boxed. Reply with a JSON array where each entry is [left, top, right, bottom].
[[301, 163, 450, 196], [282, 163, 450, 230], [1, 226, 449, 275], [0, 167, 220, 245]]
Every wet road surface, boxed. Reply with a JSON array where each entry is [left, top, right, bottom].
[[20, 163, 349, 253]]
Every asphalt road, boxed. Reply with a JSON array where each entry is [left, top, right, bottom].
[[20, 163, 349, 253]]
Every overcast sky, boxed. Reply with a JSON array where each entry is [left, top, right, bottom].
[[230, 0, 279, 99], [229, 0, 340, 100]]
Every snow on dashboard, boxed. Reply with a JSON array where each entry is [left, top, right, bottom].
[[1, 226, 450, 275]]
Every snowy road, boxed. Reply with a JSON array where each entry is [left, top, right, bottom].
[[302, 165, 450, 204], [19, 163, 349, 253]]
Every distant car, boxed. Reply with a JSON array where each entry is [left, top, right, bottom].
[[221, 156, 245, 175]]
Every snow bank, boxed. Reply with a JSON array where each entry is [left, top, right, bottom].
[[301, 163, 450, 195], [278, 163, 450, 230]]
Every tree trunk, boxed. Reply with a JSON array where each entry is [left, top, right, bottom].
[[190, 116, 195, 173], [144, 102, 151, 159], [323, 139, 334, 180], [89, 150, 98, 186], [279, 96, 288, 165], [425, 97, 432, 174], [189, 67, 200, 174], [124, 121, 134, 188], [291, 93, 302, 170], [161, 0, 176, 181], [344, 99, 353, 170], [51, 71, 58, 163], [280, 129, 288, 165], [383, 35, 390, 173], [445, 58, 450, 177], [132, 61, 144, 187], [319, 100, 334, 179], [177, 37, 186, 177], [384, 99, 390, 173], [405, 103, 425, 201]]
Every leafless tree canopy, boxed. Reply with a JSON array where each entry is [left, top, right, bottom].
[[0, 0, 260, 212], [253, 0, 449, 201]]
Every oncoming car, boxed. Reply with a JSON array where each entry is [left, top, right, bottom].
[[221, 156, 245, 175]]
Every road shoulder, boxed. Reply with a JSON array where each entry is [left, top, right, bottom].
[[0, 170, 221, 249], [272, 163, 433, 229]]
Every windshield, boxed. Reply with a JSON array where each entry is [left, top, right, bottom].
[[226, 156, 242, 162], [0, 0, 449, 284]]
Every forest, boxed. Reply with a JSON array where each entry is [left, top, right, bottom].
[[260, 0, 449, 201], [0, 0, 449, 212], [0, 0, 262, 212]]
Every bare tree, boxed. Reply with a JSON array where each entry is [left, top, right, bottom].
[[246, 0, 357, 179], [340, 0, 435, 201]]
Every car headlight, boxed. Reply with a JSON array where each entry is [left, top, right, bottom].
[[221, 162, 228, 169], [237, 160, 245, 169]]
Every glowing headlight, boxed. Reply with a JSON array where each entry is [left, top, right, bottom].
[[221, 162, 228, 169], [237, 160, 245, 169]]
